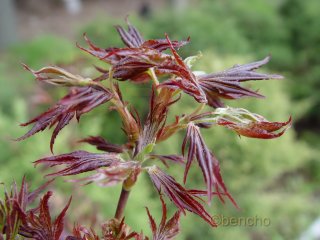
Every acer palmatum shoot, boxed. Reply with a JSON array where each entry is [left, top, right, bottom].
[[0, 20, 291, 239]]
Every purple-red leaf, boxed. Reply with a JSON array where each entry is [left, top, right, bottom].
[[142, 38, 188, 52], [197, 56, 283, 107], [182, 123, 237, 207], [115, 21, 144, 48], [79, 36, 171, 83], [158, 35, 207, 103], [79, 27, 190, 85], [217, 115, 292, 139], [146, 195, 181, 240], [53, 196, 72, 239], [192, 107, 292, 139], [116, 21, 188, 52], [147, 166, 216, 227], [68, 161, 141, 187], [1, 178, 28, 239], [135, 87, 179, 156], [67, 224, 100, 240], [34, 151, 121, 177], [0, 177, 54, 239], [17, 87, 112, 152], [112, 83, 141, 144], [116, 21, 189, 52], [79, 136, 124, 153], [19, 191, 71, 240]]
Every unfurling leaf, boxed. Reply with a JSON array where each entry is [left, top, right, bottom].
[[17, 87, 112, 152], [184, 52, 202, 69], [182, 123, 237, 206], [146, 195, 181, 240], [215, 108, 291, 139], [23, 64, 95, 87], [135, 87, 179, 156], [192, 107, 292, 139], [112, 83, 141, 143], [34, 151, 122, 177], [147, 166, 216, 227]]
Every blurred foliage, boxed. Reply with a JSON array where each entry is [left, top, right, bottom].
[[280, 0, 320, 146], [1, 0, 320, 239], [10, 35, 79, 67]]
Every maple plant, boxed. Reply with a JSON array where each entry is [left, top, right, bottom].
[[1, 21, 291, 239]]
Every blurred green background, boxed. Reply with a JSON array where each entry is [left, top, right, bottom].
[[0, 0, 319, 239]]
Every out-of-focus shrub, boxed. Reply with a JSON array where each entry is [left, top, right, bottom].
[[281, 0, 320, 143]]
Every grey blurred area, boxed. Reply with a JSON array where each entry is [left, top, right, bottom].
[[0, 0, 18, 49], [0, 0, 171, 47], [300, 218, 320, 240]]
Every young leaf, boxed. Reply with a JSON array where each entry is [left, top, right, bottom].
[[102, 218, 145, 240], [17, 87, 112, 152], [115, 21, 144, 48], [66, 224, 100, 240], [79, 36, 173, 83], [0, 178, 54, 239], [197, 56, 283, 107], [182, 123, 237, 206], [68, 161, 141, 187], [193, 107, 292, 139], [147, 166, 216, 227], [135, 88, 179, 156], [159, 35, 207, 103], [112, 83, 141, 144], [80, 23, 189, 84], [1, 178, 28, 239], [146, 195, 181, 240], [79, 136, 124, 153], [22, 64, 95, 87], [34, 151, 122, 177], [116, 20, 188, 51], [19, 191, 71, 240]]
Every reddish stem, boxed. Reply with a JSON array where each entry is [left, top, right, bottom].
[[114, 187, 130, 220]]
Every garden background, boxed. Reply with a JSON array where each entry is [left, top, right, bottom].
[[0, 0, 319, 239]]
